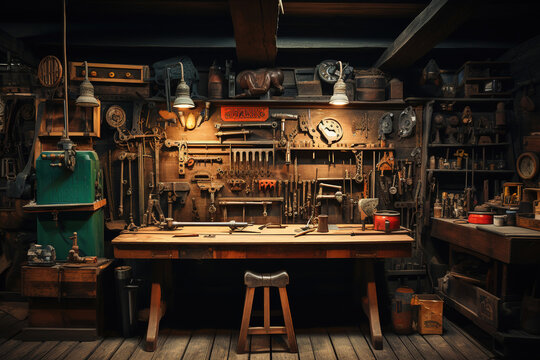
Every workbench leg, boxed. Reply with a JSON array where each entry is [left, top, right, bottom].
[[361, 261, 383, 350], [145, 282, 162, 351]]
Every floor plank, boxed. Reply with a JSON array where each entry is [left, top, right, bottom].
[[40, 341, 78, 360], [310, 328, 337, 360], [26, 341, 60, 360], [444, 320, 494, 358], [0, 314, 23, 340], [442, 322, 489, 360], [296, 332, 316, 360], [0, 339, 22, 357], [347, 328, 376, 360], [360, 325, 397, 360], [227, 331, 249, 360], [407, 334, 443, 360], [250, 334, 271, 359], [272, 335, 299, 360], [398, 336, 425, 360], [210, 329, 231, 360], [182, 329, 215, 360], [3, 340, 41, 360], [153, 329, 191, 360], [61, 339, 103, 360], [87, 337, 123, 360], [385, 333, 418, 360], [109, 337, 141, 360], [423, 335, 466, 360], [328, 327, 358, 360], [129, 328, 170, 360]]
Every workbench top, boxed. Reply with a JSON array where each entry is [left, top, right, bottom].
[[430, 218, 540, 264], [112, 224, 413, 245]]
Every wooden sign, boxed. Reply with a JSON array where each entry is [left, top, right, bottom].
[[220, 106, 269, 122]]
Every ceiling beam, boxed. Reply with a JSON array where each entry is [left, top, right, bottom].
[[0, 28, 38, 66], [284, 2, 424, 18], [228, 0, 279, 67], [373, 0, 474, 71]]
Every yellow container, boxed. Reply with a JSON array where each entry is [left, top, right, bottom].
[[411, 294, 443, 334]]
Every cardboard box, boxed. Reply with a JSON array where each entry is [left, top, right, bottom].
[[412, 294, 443, 334]]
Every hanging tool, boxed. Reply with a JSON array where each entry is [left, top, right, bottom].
[[126, 152, 137, 230], [196, 101, 211, 127]]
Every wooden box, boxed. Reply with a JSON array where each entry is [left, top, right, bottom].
[[21, 260, 113, 340], [412, 294, 443, 334]]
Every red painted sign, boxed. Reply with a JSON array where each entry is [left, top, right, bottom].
[[220, 106, 269, 122]]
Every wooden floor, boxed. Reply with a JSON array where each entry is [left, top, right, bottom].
[[0, 309, 497, 360]]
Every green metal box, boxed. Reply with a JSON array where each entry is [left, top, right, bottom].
[[37, 209, 104, 260], [36, 151, 101, 205]]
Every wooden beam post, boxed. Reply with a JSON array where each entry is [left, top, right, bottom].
[[373, 0, 474, 71], [228, 0, 279, 67]]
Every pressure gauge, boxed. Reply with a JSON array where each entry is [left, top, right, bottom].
[[105, 105, 126, 128], [517, 152, 539, 180], [317, 60, 353, 84]]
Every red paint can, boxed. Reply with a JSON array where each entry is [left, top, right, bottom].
[[467, 211, 494, 224], [374, 210, 400, 233]]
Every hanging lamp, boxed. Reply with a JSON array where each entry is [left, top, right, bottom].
[[329, 61, 349, 106], [173, 62, 195, 109]]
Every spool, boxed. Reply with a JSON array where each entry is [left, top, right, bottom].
[[317, 215, 329, 233], [493, 215, 506, 227]]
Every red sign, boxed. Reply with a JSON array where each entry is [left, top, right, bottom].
[[220, 106, 269, 122]]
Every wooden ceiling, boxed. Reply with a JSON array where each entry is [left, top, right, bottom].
[[0, 1, 539, 70]]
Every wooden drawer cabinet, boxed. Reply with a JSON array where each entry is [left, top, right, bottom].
[[20, 260, 113, 340]]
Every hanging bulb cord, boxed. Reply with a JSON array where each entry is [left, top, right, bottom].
[[179, 62, 184, 82], [337, 61, 343, 81], [62, 0, 69, 141]]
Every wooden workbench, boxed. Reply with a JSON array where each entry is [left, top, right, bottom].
[[112, 224, 414, 352], [430, 218, 540, 352]]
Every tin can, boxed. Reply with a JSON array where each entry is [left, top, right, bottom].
[[392, 287, 414, 334]]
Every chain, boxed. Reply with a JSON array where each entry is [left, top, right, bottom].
[[353, 150, 363, 183]]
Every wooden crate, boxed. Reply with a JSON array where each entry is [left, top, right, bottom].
[[20, 260, 113, 340]]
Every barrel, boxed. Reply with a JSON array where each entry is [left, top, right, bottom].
[[355, 73, 386, 101]]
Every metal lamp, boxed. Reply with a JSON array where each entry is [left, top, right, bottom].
[[75, 61, 99, 108], [329, 61, 349, 106], [173, 62, 195, 109]]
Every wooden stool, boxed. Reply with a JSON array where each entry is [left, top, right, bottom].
[[237, 270, 298, 353]]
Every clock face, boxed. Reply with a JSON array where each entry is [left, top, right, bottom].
[[517, 152, 539, 180], [105, 105, 126, 128]]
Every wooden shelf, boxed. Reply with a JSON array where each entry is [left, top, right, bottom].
[[23, 199, 107, 213], [429, 142, 510, 148], [405, 97, 512, 103], [193, 98, 407, 109], [428, 169, 514, 174], [466, 76, 512, 81]]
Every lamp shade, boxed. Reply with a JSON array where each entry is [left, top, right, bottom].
[[75, 61, 99, 107], [329, 78, 349, 105], [173, 80, 195, 109], [173, 62, 195, 109]]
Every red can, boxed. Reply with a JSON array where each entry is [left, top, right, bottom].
[[374, 210, 400, 233], [468, 211, 494, 224]]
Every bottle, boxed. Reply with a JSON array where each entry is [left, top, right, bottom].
[[208, 61, 224, 99]]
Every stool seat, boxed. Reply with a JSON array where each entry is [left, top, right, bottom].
[[244, 270, 289, 288]]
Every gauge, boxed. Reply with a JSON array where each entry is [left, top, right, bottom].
[[517, 152, 539, 180], [378, 112, 393, 140], [317, 60, 354, 84], [105, 105, 126, 128], [317, 118, 343, 144]]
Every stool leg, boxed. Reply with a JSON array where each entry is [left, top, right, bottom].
[[237, 287, 255, 353], [278, 287, 298, 353], [264, 287, 270, 330]]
